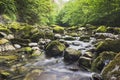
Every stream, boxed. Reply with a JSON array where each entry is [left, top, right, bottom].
[[24, 36, 98, 80]]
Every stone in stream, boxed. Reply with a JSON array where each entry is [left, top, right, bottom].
[[54, 34, 62, 39], [96, 39, 120, 54], [91, 51, 116, 72], [45, 40, 66, 57], [101, 52, 120, 80], [28, 42, 38, 47], [78, 56, 92, 69], [79, 35, 90, 42], [64, 48, 82, 63]]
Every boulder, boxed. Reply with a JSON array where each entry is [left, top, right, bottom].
[[91, 51, 116, 72], [102, 53, 120, 80], [78, 56, 92, 68], [96, 40, 120, 54], [64, 48, 81, 63], [45, 40, 66, 57]]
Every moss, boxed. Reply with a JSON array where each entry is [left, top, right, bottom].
[[102, 53, 120, 80], [0, 38, 9, 45], [91, 51, 117, 72], [0, 55, 18, 60], [67, 26, 78, 31], [45, 32, 54, 40], [96, 40, 120, 53], [96, 26, 107, 32], [45, 40, 65, 57], [69, 33, 78, 37], [0, 23, 10, 33], [53, 26, 64, 33]]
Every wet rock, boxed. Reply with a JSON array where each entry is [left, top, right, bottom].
[[69, 33, 78, 37], [0, 32, 7, 38], [6, 34, 14, 40], [95, 33, 117, 39], [83, 52, 93, 58], [64, 36, 76, 41], [78, 56, 92, 68], [14, 44, 21, 49], [79, 35, 90, 42], [96, 40, 120, 54], [54, 34, 62, 39], [102, 53, 120, 80], [28, 42, 38, 47], [0, 38, 9, 45], [72, 42, 81, 46], [64, 48, 82, 63], [107, 27, 120, 34], [91, 51, 116, 72], [24, 69, 43, 80], [31, 49, 41, 57], [0, 43, 15, 52], [45, 40, 65, 57]]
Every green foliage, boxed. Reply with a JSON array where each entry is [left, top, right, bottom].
[[57, 0, 120, 26]]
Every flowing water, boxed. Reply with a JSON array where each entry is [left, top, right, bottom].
[[24, 37, 97, 80]]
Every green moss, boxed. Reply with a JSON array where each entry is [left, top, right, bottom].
[[91, 51, 117, 72], [0, 38, 9, 45], [0, 55, 18, 60], [102, 53, 120, 80], [45, 40, 66, 57], [53, 26, 64, 33], [96, 40, 120, 53], [64, 36, 76, 40], [67, 26, 78, 31], [96, 26, 107, 32], [45, 32, 54, 40]]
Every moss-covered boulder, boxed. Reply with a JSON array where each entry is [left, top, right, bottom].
[[53, 26, 64, 34], [91, 51, 117, 72], [45, 40, 66, 57], [64, 48, 81, 63], [64, 36, 76, 41], [96, 40, 120, 54], [102, 53, 120, 80], [78, 56, 92, 69], [96, 26, 107, 33]]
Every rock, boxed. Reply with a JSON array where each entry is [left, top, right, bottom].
[[101, 53, 120, 80], [31, 49, 41, 57], [64, 48, 82, 63], [95, 33, 117, 39], [96, 40, 120, 54], [54, 34, 62, 39], [0, 32, 7, 38], [92, 73, 102, 80], [53, 25, 64, 34], [91, 51, 116, 72], [79, 35, 90, 42], [24, 69, 43, 80], [14, 44, 21, 49], [107, 27, 120, 34], [0, 38, 9, 45], [83, 52, 93, 58], [6, 34, 14, 40], [72, 41, 81, 46], [28, 43, 38, 47], [11, 38, 30, 47], [78, 56, 92, 68], [64, 36, 76, 41], [45, 40, 66, 57], [69, 33, 78, 37]]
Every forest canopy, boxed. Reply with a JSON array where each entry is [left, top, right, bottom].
[[57, 0, 120, 27]]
